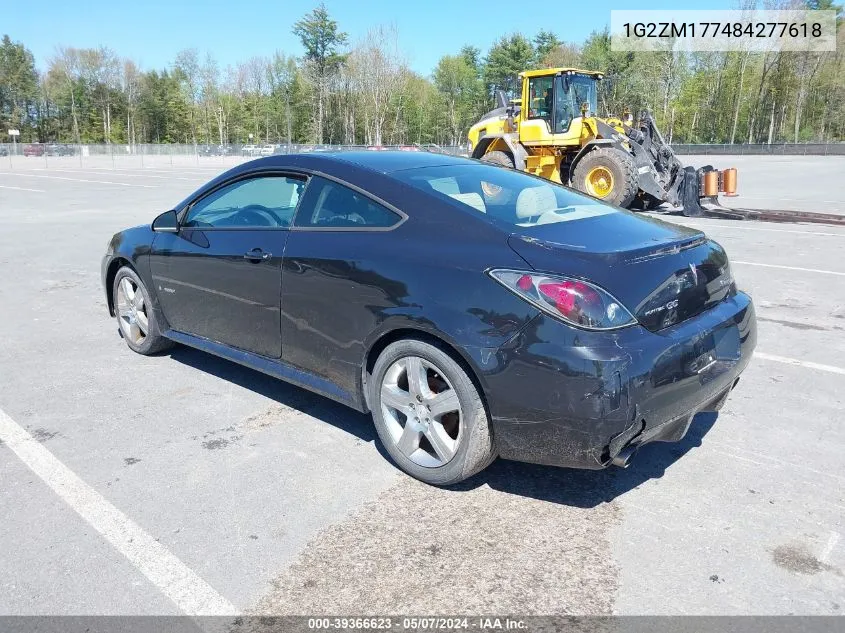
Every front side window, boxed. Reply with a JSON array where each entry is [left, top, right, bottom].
[[395, 164, 617, 229], [526, 76, 554, 124], [293, 176, 402, 229], [183, 175, 306, 229], [555, 75, 599, 133]]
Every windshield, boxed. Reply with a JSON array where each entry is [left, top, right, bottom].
[[394, 163, 617, 229], [554, 74, 598, 133]]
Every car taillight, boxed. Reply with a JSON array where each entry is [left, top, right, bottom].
[[489, 270, 636, 330]]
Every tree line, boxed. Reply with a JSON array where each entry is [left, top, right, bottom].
[[1, 1, 843, 147]]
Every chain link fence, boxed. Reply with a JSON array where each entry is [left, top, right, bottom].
[[0, 142, 468, 169], [1, 142, 843, 169], [670, 143, 845, 155]]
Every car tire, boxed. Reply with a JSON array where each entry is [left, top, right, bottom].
[[370, 339, 496, 485], [571, 147, 638, 208], [112, 266, 173, 355]]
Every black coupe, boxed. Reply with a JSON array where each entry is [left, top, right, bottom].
[[102, 151, 756, 485]]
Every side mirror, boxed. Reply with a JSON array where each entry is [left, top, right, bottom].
[[152, 209, 178, 232]]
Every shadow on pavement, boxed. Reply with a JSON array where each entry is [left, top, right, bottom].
[[167, 346, 377, 443], [166, 345, 718, 508], [455, 412, 719, 508]]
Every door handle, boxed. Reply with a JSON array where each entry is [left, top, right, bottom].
[[244, 248, 272, 261]]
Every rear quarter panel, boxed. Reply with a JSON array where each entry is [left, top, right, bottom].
[[279, 175, 541, 409]]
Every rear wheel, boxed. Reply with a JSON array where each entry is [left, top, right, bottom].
[[480, 150, 514, 169], [370, 339, 496, 485], [572, 147, 638, 208]]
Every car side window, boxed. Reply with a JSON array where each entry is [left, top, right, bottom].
[[293, 176, 401, 229], [183, 175, 306, 229]]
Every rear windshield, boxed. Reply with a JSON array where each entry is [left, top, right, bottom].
[[393, 163, 617, 228]]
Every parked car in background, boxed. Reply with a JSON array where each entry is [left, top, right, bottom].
[[23, 143, 45, 157], [242, 144, 260, 156], [199, 144, 235, 157], [46, 143, 76, 156], [259, 145, 275, 156], [0, 145, 8, 157], [101, 151, 756, 485]]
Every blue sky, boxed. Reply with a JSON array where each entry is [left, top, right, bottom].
[[7, 0, 733, 76]]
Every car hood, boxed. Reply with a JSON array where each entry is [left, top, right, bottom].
[[507, 213, 735, 331]]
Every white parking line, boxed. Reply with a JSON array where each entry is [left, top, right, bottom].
[[733, 195, 844, 205], [0, 184, 45, 192], [31, 168, 203, 181], [733, 261, 845, 277], [678, 223, 845, 238], [0, 173, 155, 188], [820, 531, 840, 564], [88, 167, 226, 174], [0, 407, 238, 615], [756, 352, 845, 376]]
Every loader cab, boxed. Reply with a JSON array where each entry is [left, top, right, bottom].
[[519, 69, 601, 144]]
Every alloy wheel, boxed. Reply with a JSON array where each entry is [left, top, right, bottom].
[[380, 355, 463, 468], [116, 277, 149, 346]]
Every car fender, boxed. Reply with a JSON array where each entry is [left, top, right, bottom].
[[358, 300, 538, 412], [102, 224, 157, 317]]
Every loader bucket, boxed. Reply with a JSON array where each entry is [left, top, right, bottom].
[[678, 166, 706, 217], [678, 165, 733, 217]]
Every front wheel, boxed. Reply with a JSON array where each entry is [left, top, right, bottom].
[[370, 339, 496, 485], [571, 147, 638, 208], [112, 266, 173, 355]]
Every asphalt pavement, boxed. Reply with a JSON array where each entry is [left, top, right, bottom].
[[0, 156, 842, 617]]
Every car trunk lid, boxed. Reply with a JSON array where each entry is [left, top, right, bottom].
[[507, 212, 735, 332]]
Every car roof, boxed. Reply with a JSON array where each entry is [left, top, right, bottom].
[[251, 150, 474, 174], [177, 150, 481, 213]]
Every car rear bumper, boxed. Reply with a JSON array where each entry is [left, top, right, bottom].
[[485, 291, 756, 469]]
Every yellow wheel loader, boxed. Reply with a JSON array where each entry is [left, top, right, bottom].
[[467, 68, 737, 216]]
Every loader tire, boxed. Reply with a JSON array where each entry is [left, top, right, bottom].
[[480, 150, 515, 169], [572, 147, 638, 208]]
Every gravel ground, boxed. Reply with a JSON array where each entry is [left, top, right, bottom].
[[253, 465, 620, 615]]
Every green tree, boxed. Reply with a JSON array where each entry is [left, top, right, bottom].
[[541, 42, 581, 69], [532, 30, 561, 66], [483, 34, 534, 97], [174, 48, 201, 144], [292, 2, 348, 143], [0, 35, 40, 140], [434, 54, 478, 145], [267, 52, 301, 146], [580, 29, 637, 116], [460, 45, 482, 73]]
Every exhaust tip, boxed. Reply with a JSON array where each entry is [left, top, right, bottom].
[[612, 446, 637, 468]]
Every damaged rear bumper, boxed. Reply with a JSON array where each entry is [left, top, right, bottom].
[[485, 291, 756, 470]]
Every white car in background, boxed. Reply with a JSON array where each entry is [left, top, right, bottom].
[[242, 144, 259, 156], [259, 145, 274, 156]]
